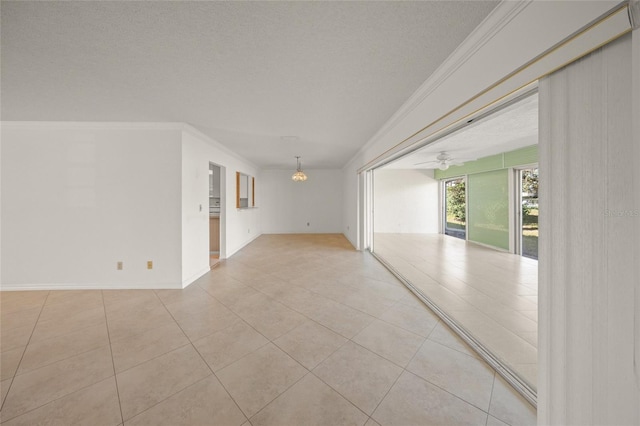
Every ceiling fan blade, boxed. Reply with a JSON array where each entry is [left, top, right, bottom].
[[449, 160, 465, 166], [414, 160, 439, 166]]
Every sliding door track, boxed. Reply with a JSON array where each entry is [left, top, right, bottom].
[[370, 251, 537, 408]]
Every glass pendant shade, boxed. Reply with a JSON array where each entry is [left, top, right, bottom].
[[292, 156, 308, 182]]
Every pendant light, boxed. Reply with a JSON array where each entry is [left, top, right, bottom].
[[292, 156, 308, 182]]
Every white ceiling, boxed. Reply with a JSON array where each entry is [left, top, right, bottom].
[[384, 93, 538, 169], [1, 1, 498, 169]]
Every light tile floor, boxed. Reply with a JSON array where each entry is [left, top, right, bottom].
[[374, 233, 538, 388], [0, 234, 536, 425]]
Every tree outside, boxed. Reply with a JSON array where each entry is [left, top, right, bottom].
[[521, 168, 538, 259], [445, 178, 466, 231]]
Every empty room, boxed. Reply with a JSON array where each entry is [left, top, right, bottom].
[[1, 1, 639, 426]]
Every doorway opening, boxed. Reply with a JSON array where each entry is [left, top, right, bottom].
[[443, 177, 466, 240], [209, 163, 221, 268]]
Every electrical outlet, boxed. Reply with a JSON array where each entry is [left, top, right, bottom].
[[147, 260, 153, 270], [307, 222, 310, 226], [117, 261, 123, 270]]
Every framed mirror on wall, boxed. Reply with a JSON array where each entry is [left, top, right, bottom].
[[236, 172, 255, 209]]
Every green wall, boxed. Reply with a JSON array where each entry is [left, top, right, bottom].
[[436, 145, 538, 251], [434, 145, 538, 180]]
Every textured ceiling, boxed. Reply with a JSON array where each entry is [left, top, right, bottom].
[[1, 1, 498, 169], [386, 93, 538, 169]]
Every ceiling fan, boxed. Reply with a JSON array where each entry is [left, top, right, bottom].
[[414, 152, 464, 170]]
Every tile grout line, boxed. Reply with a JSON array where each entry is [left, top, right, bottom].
[[111, 289, 234, 422], [153, 287, 252, 424], [0, 293, 113, 424], [196, 268, 378, 422], [0, 290, 50, 414], [307, 369, 372, 421], [189, 282, 281, 351], [345, 322, 427, 418], [270, 323, 351, 372], [196, 279, 329, 347], [486, 370, 502, 425], [0, 377, 116, 424], [9, 321, 112, 379], [401, 328, 497, 416], [101, 290, 125, 426], [245, 268, 403, 325], [159, 294, 243, 342], [121, 373, 218, 424], [2, 236, 531, 425], [245, 371, 313, 422], [113, 340, 194, 376]]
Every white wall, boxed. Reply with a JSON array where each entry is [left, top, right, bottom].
[[261, 169, 342, 234], [181, 132, 210, 286], [180, 128, 260, 287], [373, 169, 439, 234], [0, 123, 260, 290], [1, 123, 183, 289]]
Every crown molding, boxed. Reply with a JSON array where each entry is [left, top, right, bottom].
[[348, 0, 532, 168], [1, 121, 258, 169], [0, 121, 184, 131], [180, 123, 258, 170]]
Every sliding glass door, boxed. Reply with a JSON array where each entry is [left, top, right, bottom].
[[444, 177, 466, 239]]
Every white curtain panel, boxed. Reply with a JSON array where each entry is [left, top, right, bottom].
[[539, 32, 640, 425]]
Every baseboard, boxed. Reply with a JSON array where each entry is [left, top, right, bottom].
[[181, 267, 211, 289], [226, 233, 261, 258], [343, 232, 358, 250], [0, 281, 183, 291]]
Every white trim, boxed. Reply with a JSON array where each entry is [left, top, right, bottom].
[[366, 170, 373, 251], [181, 267, 210, 289], [351, 2, 630, 174], [343, 232, 357, 251], [224, 233, 261, 259], [181, 123, 258, 170], [0, 121, 183, 130], [355, 1, 531, 159], [0, 282, 183, 291], [0, 121, 258, 169]]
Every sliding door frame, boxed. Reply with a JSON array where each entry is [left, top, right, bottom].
[[513, 163, 539, 258]]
